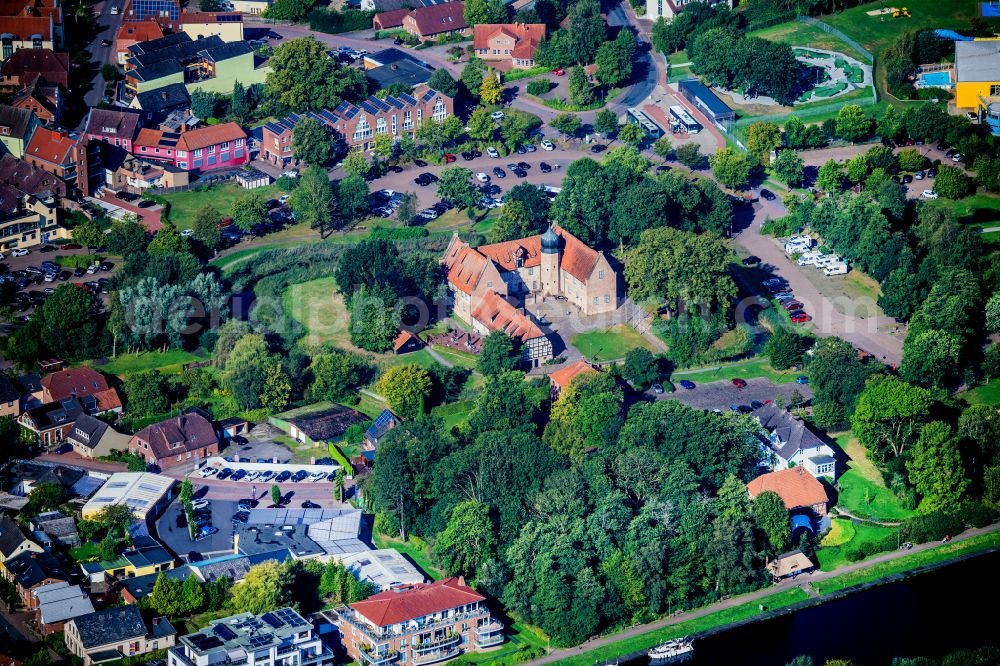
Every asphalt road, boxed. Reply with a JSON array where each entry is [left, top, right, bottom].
[[155, 494, 238, 559], [82, 0, 125, 109]]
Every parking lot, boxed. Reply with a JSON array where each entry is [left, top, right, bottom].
[[657, 377, 813, 412], [155, 494, 239, 560], [1, 250, 116, 321]]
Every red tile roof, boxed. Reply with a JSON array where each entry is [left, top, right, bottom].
[[747, 467, 829, 511], [115, 20, 163, 46], [471, 291, 544, 343], [94, 388, 123, 413], [176, 122, 246, 152], [132, 413, 219, 461], [25, 127, 76, 167], [350, 577, 484, 627], [392, 330, 422, 352], [0, 15, 52, 40], [472, 23, 545, 50], [373, 7, 409, 28], [548, 360, 597, 389], [442, 236, 488, 296], [41, 368, 110, 402], [406, 2, 466, 37]]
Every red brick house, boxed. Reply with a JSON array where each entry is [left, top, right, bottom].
[[24, 127, 80, 181], [40, 368, 110, 403], [0, 48, 68, 91], [263, 85, 453, 159], [473, 23, 546, 70], [334, 577, 503, 666], [11, 75, 62, 123], [371, 7, 409, 31], [133, 122, 247, 173], [747, 467, 831, 516], [128, 412, 220, 469], [402, 2, 468, 40]]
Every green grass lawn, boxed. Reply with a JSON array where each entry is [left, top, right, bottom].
[[819, 0, 981, 56], [430, 398, 477, 429], [551, 588, 810, 666], [89, 349, 210, 376], [815, 520, 899, 571], [571, 324, 654, 362], [751, 21, 870, 62], [282, 277, 356, 350], [162, 182, 288, 230], [672, 357, 805, 385], [372, 531, 444, 580], [349, 393, 391, 419], [667, 49, 689, 65], [834, 432, 916, 522], [962, 378, 1000, 406], [929, 193, 1000, 229], [429, 345, 479, 370], [813, 529, 1000, 595]]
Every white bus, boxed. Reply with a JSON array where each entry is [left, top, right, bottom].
[[668, 105, 702, 134], [626, 108, 662, 139]]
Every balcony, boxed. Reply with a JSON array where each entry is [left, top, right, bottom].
[[336, 608, 489, 643], [358, 649, 399, 666], [411, 647, 460, 665], [412, 635, 460, 654], [474, 622, 503, 636], [475, 635, 503, 649]]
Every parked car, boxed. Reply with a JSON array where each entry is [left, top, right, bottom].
[[275, 470, 292, 482], [100, 38, 112, 47], [731, 378, 747, 388], [742, 255, 760, 266], [190, 499, 210, 510], [476, 172, 490, 182], [796, 376, 809, 384], [419, 208, 439, 220], [650, 383, 664, 394], [215, 468, 233, 480], [302, 501, 321, 509], [552, 68, 565, 76], [461, 151, 474, 161], [790, 312, 812, 323], [230, 469, 247, 481], [679, 380, 696, 390], [231, 511, 250, 524], [11, 248, 29, 257], [914, 170, 925, 180], [486, 146, 500, 158], [783, 300, 804, 311], [590, 144, 606, 153], [759, 189, 776, 201], [901, 174, 913, 184], [444, 153, 456, 163], [490, 111, 505, 121], [291, 470, 308, 482], [196, 526, 219, 540], [541, 139, 555, 151], [750, 400, 764, 410], [492, 166, 506, 178], [921, 190, 939, 199], [238, 498, 257, 511], [538, 162, 551, 173]]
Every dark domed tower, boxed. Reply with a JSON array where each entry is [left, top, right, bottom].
[[540, 225, 561, 296]]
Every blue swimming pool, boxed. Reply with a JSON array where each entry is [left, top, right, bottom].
[[919, 71, 952, 87]]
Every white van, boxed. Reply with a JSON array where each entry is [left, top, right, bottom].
[[796, 252, 822, 266], [823, 263, 849, 276], [785, 242, 811, 256], [815, 255, 843, 268], [788, 235, 813, 247]]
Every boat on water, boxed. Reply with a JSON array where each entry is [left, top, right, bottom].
[[647, 638, 694, 663]]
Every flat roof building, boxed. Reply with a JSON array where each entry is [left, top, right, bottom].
[[81, 472, 175, 521], [340, 549, 426, 591], [677, 78, 735, 124]]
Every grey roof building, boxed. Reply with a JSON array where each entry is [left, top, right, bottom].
[[31, 511, 81, 549], [187, 555, 253, 583], [132, 83, 190, 115], [67, 414, 131, 460], [0, 104, 38, 140], [34, 581, 95, 629], [366, 59, 434, 90], [168, 608, 334, 666], [0, 514, 42, 562], [235, 508, 367, 561], [955, 40, 1000, 83], [65, 605, 176, 666], [119, 566, 192, 602], [752, 403, 837, 479]]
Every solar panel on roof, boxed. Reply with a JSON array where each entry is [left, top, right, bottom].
[[213, 624, 238, 641], [276, 608, 301, 624], [248, 636, 270, 648], [261, 612, 284, 629], [398, 93, 417, 105]]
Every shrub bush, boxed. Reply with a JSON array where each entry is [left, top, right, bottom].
[[845, 547, 865, 562], [901, 511, 964, 544], [526, 80, 550, 96], [954, 501, 998, 529], [308, 8, 375, 33], [370, 226, 429, 240]]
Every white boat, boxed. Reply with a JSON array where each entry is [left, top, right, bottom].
[[647, 638, 694, 663]]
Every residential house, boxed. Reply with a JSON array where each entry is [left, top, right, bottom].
[[470, 291, 552, 365], [472, 23, 546, 70], [40, 367, 121, 410], [11, 75, 63, 123], [24, 127, 79, 181], [747, 467, 831, 517], [30, 511, 80, 549], [362, 48, 435, 90], [334, 577, 504, 666], [2, 550, 68, 609], [0, 48, 68, 91], [548, 360, 597, 398], [0, 175, 65, 251], [392, 330, 423, 354], [133, 122, 248, 173], [0, 104, 39, 158], [114, 20, 164, 65], [83, 108, 144, 153], [0, 152, 67, 202], [219, 0, 270, 14], [112, 154, 190, 191], [0, 373, 19, 418], [123, 33, 266, 99], [260, 109, 340, 168], [273, 405, 368, 448], [362, 408, 399, 460], [32, 581, 94, 635], [752, 402, 836, 479], [371, 8, 409, 31], [154, 11, 245, 42], [121, 0, 180, 22], [16, 373, 43, 408], [644, 0, 730, 21], [401, 2, 468, 40], [167, 609, 335, 666], [81, 472, 175, 520], [0, 514, 43, 564], [19, 397, 85, 446], [185, 554, 253, 584], [65, 605, 176, 666], [1, 461, 86, 497], [128, 412, 220, 469], [67, 414, 131, 459], [118, 565, 191, 604], [443, 224, 619, 323], [0, 16, 57, 59]]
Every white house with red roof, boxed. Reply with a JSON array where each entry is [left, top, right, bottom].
[[472, 23, 546, 70], [334, 577, 503, 666]]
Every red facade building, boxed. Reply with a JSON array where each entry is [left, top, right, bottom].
[[134, 122, 247, 172]]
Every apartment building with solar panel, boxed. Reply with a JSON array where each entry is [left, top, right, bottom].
[[168, 608, 335, 666]]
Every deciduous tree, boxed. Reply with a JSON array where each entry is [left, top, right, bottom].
[[433, 500, 496, 577], [375, 364, 431, 418], [293, 117, 334, 166], [745, 121, 781, 164], [192, 204, 223, 250], [231, 190, 268, 232], [477, 331, 521, 375], [772, 150, 804, 187], [709, 147, 753, 189], [480, 69, 503, 105], [906, 421, 969, 513]]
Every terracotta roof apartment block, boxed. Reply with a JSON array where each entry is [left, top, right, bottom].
[[548, 360, 597, 390], [747, 467, 830, 513], [25, 127, 76, 171], [0, 15, 54, 41], [473, 23, 546, 66], [350, 577, 485, 627], [176, 122, 246, 152]]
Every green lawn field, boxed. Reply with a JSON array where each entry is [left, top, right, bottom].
[[751, 20, 870, 62], [815, 520, 899, 571], [672, 357, 805, 385], [962, 378, 1000, 405], [89, 349, 210, 376], [571, 324, 654, 362], [834, 432, 916, 522], [819, 0, 981, 56], [162, 182, 288, 230]]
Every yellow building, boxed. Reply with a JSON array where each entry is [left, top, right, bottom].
[[955, 40, 1000, 111]]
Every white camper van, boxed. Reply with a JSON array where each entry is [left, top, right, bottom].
[[797, 252, 823, 266], [823, 263, 849, 276], [815, 255, 843, 268]]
